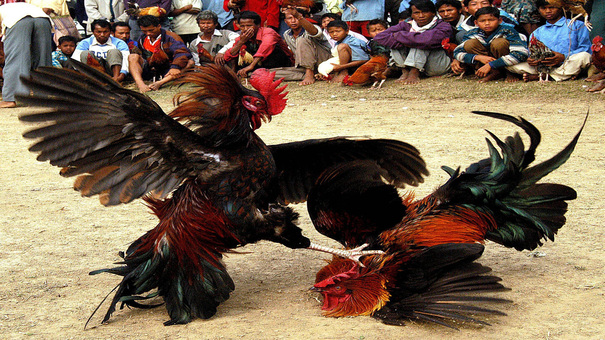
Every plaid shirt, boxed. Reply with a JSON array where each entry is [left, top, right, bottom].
[[454, 25, 528, 69], [51, 50, 69, 68]]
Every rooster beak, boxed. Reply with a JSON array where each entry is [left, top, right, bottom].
[[309, 286, 321, 292]]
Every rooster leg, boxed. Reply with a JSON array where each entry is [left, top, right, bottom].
[[308, 242, 384, 265], [371, 79, 386, 89], [568, 13, 592, 31]]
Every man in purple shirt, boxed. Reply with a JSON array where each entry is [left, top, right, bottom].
[[374, 0, 452, 84]]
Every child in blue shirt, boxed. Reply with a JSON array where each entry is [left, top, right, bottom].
[[317, 20, 370, 83]]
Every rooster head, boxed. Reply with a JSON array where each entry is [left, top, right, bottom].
[[529, 35, 538, 46], [592, 36, 603, 52], [441, 37, 450, 50], [312, 255, 391, 317], [242, 68, 288, 130]]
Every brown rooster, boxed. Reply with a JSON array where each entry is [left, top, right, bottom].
[[147, 46, 170, 80], [343, 40, 390, 88], [528, 35, 555, 82], [546, 0, 592, 30], [17, 60, 428, 325], [126, 1, 167, 17], [310, 111, 583, 327], [197, 44, 214, 63], [586, 36, 605, 92], [85, 53, 108, 74]]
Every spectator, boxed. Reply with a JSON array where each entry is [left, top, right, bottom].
[[508, 0, 591, 82], [52, 35, 78, 68], [170, 0, 201, 44], [317, 20, 369, 83], [111, 21, 142, 54], [452, 6, 528, 82], [188, 10, 238, 66], [223, 0, 280, 30], [84, 0, 128, 35], [321, 12, 368, 48], [457, 0, 524, 43], [374, 0, 453, 84], [281, 7, 331, 85], [0, 2, 53, 108], [73, 19, 130, 83], [125, 0, 173, 41], [340, 0, 385, 38], [223, 11, 294, 78], [128, 14, 192, 92], [202, 0, 234, 30], [436, 0, 465, 32]]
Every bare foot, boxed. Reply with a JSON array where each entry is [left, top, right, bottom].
[[478, 69, 502, 83], [585, 72, 605, 82], [522, 73, 540, 82], [587, 79, 605, 92], [330, 70, 348, 84], [402, 68, 420, 84], [394, 68, 410, 83], [135, 81, 153, 93], [299, 69, 315, 86], [505, 71, 520, 83], [0, 101, 16, 108], [149, 82, 162, 91]]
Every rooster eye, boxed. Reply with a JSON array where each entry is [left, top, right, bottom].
[[335, 286, 342, 290]]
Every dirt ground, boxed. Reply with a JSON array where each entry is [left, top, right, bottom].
[[1, 76, 604, 339]]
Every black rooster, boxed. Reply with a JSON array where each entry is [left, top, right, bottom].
[[17, 61, 428, 325]]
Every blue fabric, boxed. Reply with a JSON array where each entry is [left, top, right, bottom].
[[531, 16, 591, 57], [203, 0, 234, 28], [399, 0, 436, 14], [341, 0, 385, 21], [337, 34, 370, 61]]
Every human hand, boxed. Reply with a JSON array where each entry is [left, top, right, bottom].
[[475, 63, 492, 78], [527, 57, 539, 66], [166, 68, 181, 77], [240, 27, 254, 43], [474, 55, 495, 65], [331, 63, 343, 72], [237, 65, 253, 78], [542, 52, 565, 67], [214, 53, 226, 65], [451, 59, 464, 74]]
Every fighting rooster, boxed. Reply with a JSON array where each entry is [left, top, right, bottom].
[[343, 41, 390, 88], [528, 36, 555, 82], [310, 111, 583, 327], [586, 36, 605, 93], [17, 61, 428, 325], [546, 0, 591, 31]]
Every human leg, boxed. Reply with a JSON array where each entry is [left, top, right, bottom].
[[331, 43, 352, 83], [129, 53, 151, 92], [106, 49, 125, 81], [2, 17, 35, 104], [550, 52, 591, 82]]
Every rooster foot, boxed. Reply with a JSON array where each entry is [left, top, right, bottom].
[[370, 79, 386, 89], [308, 242, 383, 266], [345, 3, 358, 13]]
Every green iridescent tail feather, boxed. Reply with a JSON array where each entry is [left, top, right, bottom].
[[440, 112, 585, 251]]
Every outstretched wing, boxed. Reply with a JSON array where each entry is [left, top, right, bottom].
[[307, 160, 407, 248], [373, 243, 510, 329], [435, 111, 583, 250], [269, 138, 428, 204], [18, 61, 232, 206]]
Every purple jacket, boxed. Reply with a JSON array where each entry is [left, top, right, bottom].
[[373, 19, 453, 50]]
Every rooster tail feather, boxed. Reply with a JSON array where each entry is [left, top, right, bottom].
[[373, 243, 509, 329], [89, 228, 234, 325]]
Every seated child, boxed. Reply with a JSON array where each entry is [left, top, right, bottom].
[[320, 13, 368, 49], [452, 6, 528, 83], [317, 20, 370, 83], [52, 35, 77, 68], [457, 0, 524, 43], [507, 0, 591, 83], [373, 0, 453, 85]]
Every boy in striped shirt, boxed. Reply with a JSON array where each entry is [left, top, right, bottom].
[[451, 6, 528, 82]]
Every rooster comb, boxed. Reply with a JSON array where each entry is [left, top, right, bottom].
[[249, 68, 288, 116]]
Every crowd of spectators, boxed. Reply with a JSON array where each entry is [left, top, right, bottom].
[[0, 0, 604, 108]]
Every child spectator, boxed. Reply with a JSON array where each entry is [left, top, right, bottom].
[[340, 0, 385, 39], [508, 0, 591, 82], [373, 0, 452, 85], [72, 19, 130, 83], [281, 7, 331, 85], [457, 0, 524, 43], [317, 20, 370, 83], [367, 19, 388, 38], [188, 10, 238, 66], [452, 6, 528, 82], [321, 12, 368, 49], [52, 35, 77, 68], [170, 0, 202, 44], [223, 11, 294, 78], [112, 21, 142, 55], [128, 15, 193, 92]]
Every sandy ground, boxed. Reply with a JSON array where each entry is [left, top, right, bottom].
[[1, 76, 604, 339]]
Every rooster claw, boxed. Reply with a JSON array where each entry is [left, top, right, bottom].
[[308, 242, 384, 267]]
